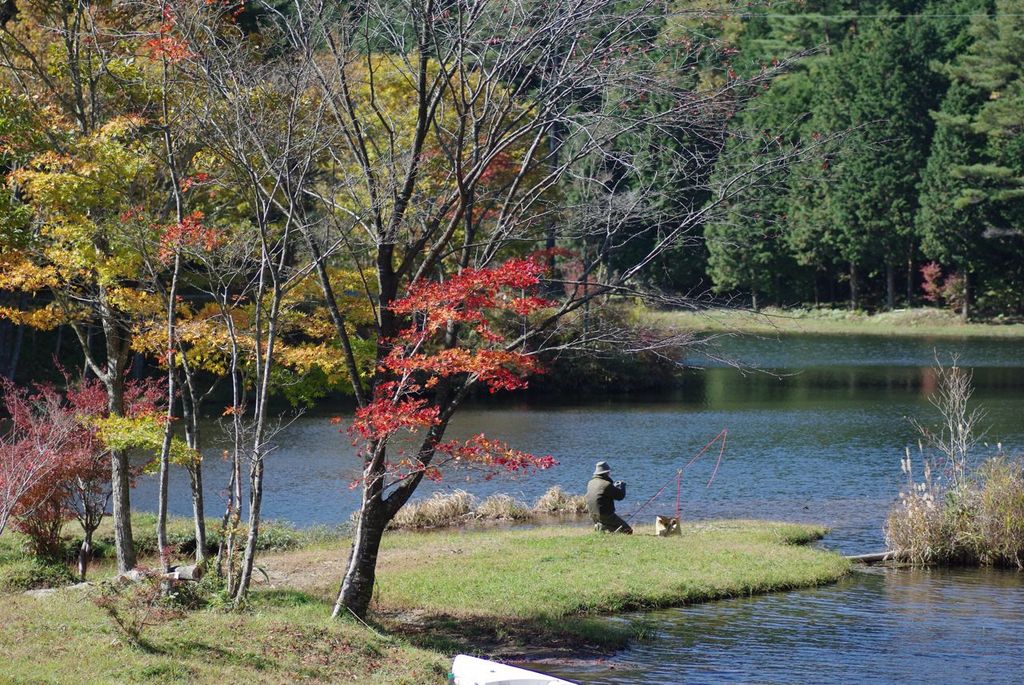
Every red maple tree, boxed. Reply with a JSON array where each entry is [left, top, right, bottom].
[[334, 258, 560, 619], [347, 256, 556, 488], [0, 376, 163, 574]]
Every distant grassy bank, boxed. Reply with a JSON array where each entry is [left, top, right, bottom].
[[642, 306, 1024, 339], [0, 519, 848, 683]]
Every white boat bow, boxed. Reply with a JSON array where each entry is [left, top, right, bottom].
[[450, 654, 577, 685]]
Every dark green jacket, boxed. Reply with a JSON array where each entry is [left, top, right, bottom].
[[586, 475, 625, 518]]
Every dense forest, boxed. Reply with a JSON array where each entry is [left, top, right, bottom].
[[605, 0, 1024, 319], [2, 1, 1023, 385], [701, 0, 1024, 318]]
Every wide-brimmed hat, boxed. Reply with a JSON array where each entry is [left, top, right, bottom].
[[593, 461, 611, 476]]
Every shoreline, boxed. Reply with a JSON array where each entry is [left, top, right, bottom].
[[260, 521, 850, 660], [641, 306, 1024, 340], [0, 519, 849, 683]]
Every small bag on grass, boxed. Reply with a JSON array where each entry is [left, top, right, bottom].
[[655, 515, 681, 537]]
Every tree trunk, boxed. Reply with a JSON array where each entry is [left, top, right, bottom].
[[187, 463, 207, 564], [848, 262, 859, 311], [218, 365, 244, 586], [333, 497, 388, 619], [230, 267, 281, 603], [233, 457, 264, 603], [78, 528, 94, 581], [306, 241, 367, 405], [961, 271, 970, 323], [156, 372, 176, 573], [751, 290, 759, 312], [216, 453, 241, 585], [333, 414, 457, 619], [5, 320, 22, 380], [906, 255, 914, 305], [156, 451, 171, 571], [131, 352, 145, 381], [108, 380, 136, 572], [0, 318, 9, 377], [82, 326, 94, 380], [885, 263, 895, 311], [582, 266, 590, 337], [54, 325, 63, 360], [182, 386, 207, 564]]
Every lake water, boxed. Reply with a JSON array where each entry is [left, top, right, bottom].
[[136, 333, 1024, 684], [545, 566, 1024, 684]]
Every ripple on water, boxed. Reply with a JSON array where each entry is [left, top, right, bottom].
[[540, 567, 1024, 685]]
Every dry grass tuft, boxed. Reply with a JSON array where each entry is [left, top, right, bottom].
[[532, 486, 588, 514], [387, 491, 475, 530], [385, 488, 589, 531], [474, 494, 532, 521], [885, 456, 1024, 567], [973, 458, 1024, 566], [885, 361, 1024, 568]]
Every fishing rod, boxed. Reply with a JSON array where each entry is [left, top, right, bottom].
[[624, 428, 728, 523]]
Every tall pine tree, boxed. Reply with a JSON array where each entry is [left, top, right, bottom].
[[950, 0, 1024, 229], [822, 12, 945, 309], [916, 80, 990, 320]]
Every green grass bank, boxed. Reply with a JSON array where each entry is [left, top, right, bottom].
[[375, 521, 847, 616], [642, 306, 1024, 339], [1, 520, 848, 684]]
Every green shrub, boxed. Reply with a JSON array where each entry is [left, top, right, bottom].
[[0, 557, 76, 592], [162, 572, 230, 610], [92, 574, 182, 648], [255, 520, 306, 551], [299, 523, 349, 545], [88, 515, 313, 561], [0, 533, 29, 565]]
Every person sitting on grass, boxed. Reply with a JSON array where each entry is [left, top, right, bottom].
[[586, 460, 633, 534]]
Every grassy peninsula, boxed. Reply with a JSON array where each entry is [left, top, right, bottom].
[[0, 519, 848, 684]]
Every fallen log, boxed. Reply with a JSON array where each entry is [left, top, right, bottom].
[[165, 564, 204, 581], [24, 582, 93, 598], [115, 564, 204, 584], [846, 550, 905, 564]]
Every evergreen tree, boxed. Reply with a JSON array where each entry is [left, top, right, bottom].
[[950, 0, 1024, 229], [705, 73, 812, 308], [820, 13, 945, 309], [916, 80, 990, 320], [931, 0, 1024, 315], [784, 54, 848, 307]]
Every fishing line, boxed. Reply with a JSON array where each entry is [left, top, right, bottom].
[[625, 428, 728, 522]]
